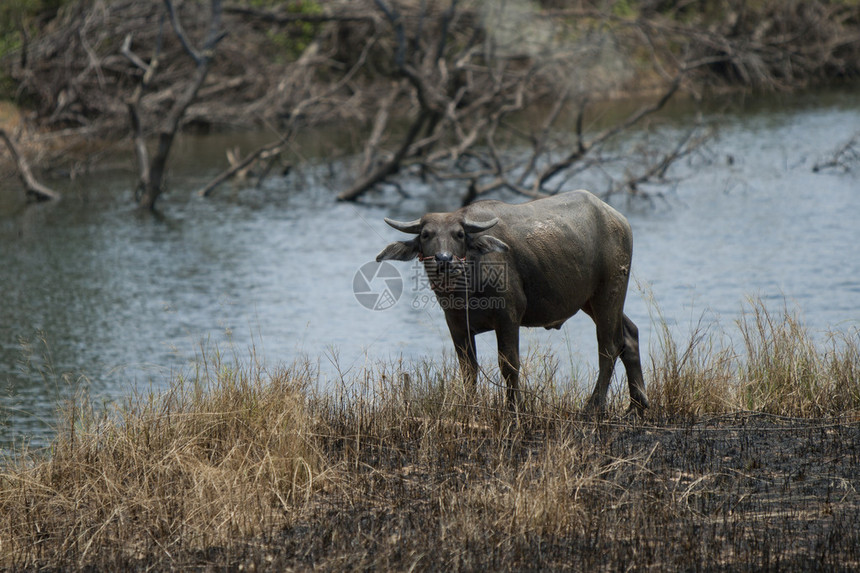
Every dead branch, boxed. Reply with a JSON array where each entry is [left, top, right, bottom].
[[611, 122, 710, 196], [334, 0, 702, 205], [198, 26, 382, 198], [813, 132, 860, 174], [338, 0, 510, 202], [0, 129, 61, 202], [223, 4, 374, 25], [8, 0, 860, 143], [636, 1, 860, 91], [337, 111, 431, 201], [360, 83, 402, 176], [197, 139, 286, 197], [532, 73, 683, 193]]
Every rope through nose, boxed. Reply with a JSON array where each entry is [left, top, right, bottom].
[[418, 254, 467, 262]]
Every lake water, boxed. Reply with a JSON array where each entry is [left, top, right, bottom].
[[2, 89, 859, 450]]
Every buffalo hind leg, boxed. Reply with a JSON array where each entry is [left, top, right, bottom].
[[584, 306, 622, 413], [583, 304, 650, 415], [621, 314, 649, 414]]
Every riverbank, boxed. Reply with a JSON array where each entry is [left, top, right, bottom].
[[1, 301, 859, 570], [2, 0, 860, 185]]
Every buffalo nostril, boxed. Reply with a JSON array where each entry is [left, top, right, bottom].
[[435, 252, 453, 264]]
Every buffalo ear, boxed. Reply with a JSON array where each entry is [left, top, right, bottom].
[[376, 239, 419, 262], [472, 234, 509, 254]]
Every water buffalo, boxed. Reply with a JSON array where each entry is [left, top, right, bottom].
[[376, 190, 649, 414]]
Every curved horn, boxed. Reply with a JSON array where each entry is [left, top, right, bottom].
[[462, 217, 499, 234], [384, 217, 422, 234]]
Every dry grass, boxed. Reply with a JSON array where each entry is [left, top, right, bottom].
[[649, 298, 860, 420], [739, 299, 860, 416], [647, 304, 737, 419], [0, 352, 319, 569], [1, 300, 859, 570]]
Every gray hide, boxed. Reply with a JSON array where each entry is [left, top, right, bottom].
[[376, 190, 649, 414]]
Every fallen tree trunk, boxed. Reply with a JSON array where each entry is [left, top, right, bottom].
[[0, 129, 60, 202]]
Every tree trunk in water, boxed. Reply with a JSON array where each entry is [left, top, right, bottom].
[[128, 0, 224, 211]]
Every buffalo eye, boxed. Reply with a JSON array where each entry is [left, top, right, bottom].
[[421, 230, 430, 239], [456, 230, 465, 240]]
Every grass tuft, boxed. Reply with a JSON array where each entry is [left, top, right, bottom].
[[647, 297, 860, 420], [738, 298, 860, 417], [647, 306, 735, 419]]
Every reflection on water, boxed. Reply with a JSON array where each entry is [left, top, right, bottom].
[[2, 90, 859, 450]]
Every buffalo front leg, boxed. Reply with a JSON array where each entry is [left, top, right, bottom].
[[448, 322, 478, 391], [496, 324, 522, 412]]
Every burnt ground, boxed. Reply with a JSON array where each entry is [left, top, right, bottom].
[[135, 414, 860, 572]]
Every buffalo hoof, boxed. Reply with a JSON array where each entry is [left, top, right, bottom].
[[582, 398, 606, 418], [631, 393, 650, 411], [623, 404, 645, 419], [623, 396, 650, 419]]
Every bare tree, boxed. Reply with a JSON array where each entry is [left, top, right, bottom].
[[335, 1, 703, 205], [122, 0, 225, 210]]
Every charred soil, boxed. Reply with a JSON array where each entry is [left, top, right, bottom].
[[263, 414, 860, 572]]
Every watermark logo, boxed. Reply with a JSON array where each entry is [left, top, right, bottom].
[[411, 293, 506, 311], [353, 261, 403, 311], [409, 259, 508, 293], [353, 259, 509, 311]]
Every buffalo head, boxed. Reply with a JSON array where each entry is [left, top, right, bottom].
[[376, 214, 509, 291], [376, 214, 509, 261]]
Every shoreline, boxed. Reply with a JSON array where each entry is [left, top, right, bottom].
[[3, 0, 860, 187]]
